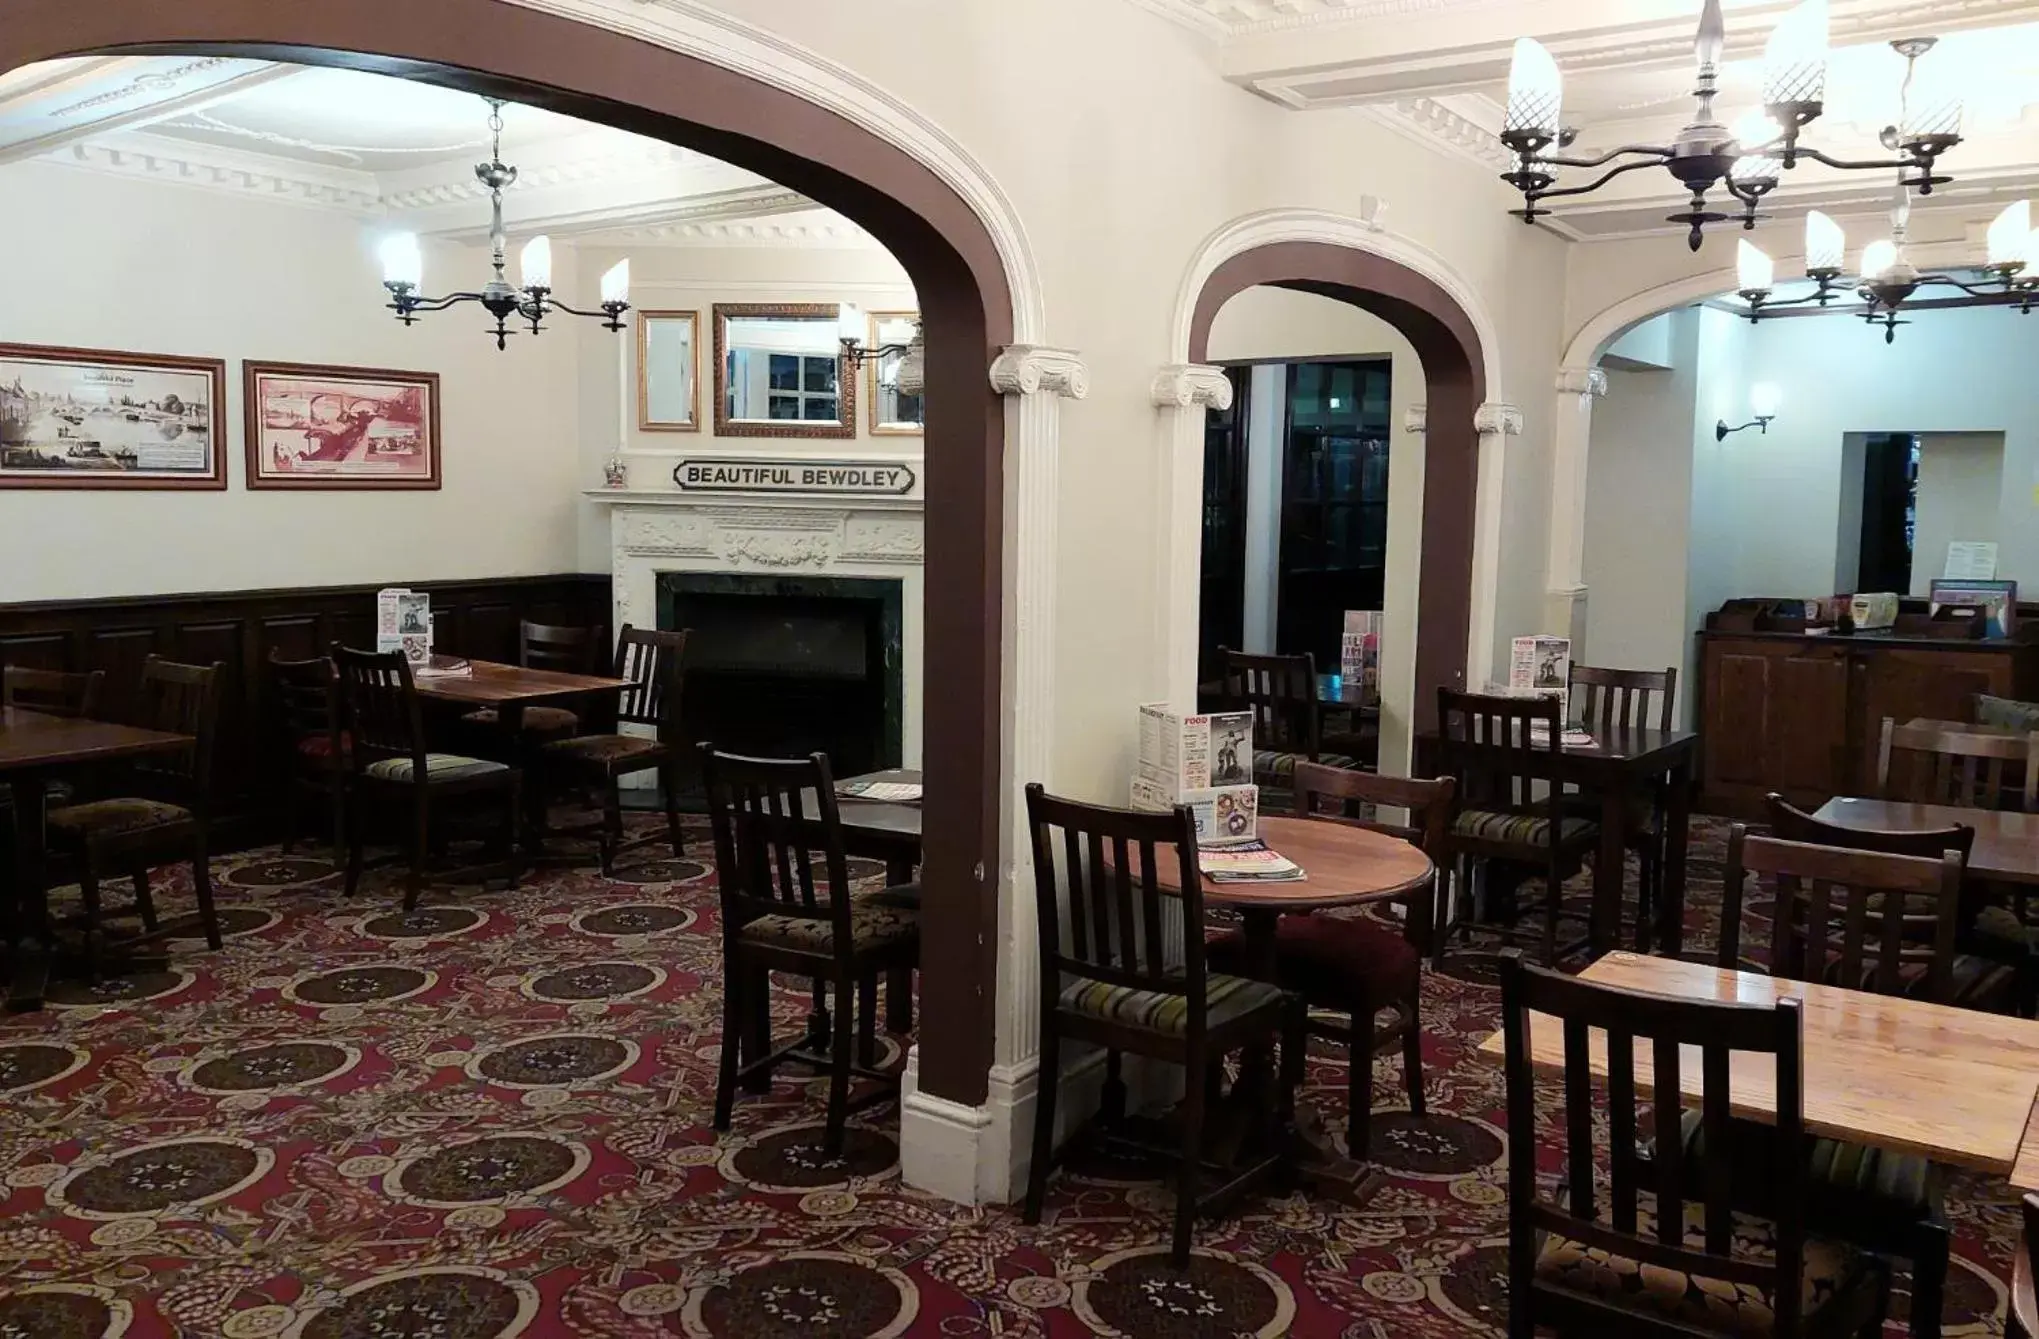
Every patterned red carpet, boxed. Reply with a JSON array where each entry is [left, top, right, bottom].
[[0, 814, 2020, 1337]]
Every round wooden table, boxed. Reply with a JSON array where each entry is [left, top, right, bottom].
[[1147, 815, 1436, 1201]]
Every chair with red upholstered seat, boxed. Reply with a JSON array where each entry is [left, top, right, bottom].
[[533, 625, 687, 876], [1208, 761, 1452, 1160], [269, 652, 348, 863]]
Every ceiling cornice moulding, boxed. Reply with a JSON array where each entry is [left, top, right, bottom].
[[48, 136, 383, 213]]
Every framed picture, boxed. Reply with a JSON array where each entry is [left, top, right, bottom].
[[243, 360, 441, 490], [0, 343, 227, 490], [712, 303, 855, 440], [636, 309, 699, 432], [868, 310, 924, 437]]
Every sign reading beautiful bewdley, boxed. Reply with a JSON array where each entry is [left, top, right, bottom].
[[673, 458, 915, 496]]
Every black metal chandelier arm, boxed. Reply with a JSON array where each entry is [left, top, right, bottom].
[[1523, 158, 1674, 202], [394, 292, 488, 314], [1912, 273, 2012, 299], [1530, 144, 1676, 172], [1784, 146, 1918, 175], [545, 298, 627, 319]]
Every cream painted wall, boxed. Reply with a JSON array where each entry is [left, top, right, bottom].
[[569, 244, 918, 572], [0, 159, 583, 602], [1206, 285, 1427, 774], [676, 0, 1570, 797], [1912, 433, 2007, 595]]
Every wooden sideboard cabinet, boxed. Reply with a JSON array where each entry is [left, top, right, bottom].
[[1697, 629, 2038, 819]]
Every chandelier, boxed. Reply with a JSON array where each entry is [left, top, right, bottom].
[[1500, 0, 1972, 250], [377, 99, 631, 350], [1734, 190, 2038, 342]]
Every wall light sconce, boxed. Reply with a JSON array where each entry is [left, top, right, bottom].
[[1716, 382, 1783, 440]]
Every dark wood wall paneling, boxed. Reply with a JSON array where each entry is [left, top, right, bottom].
[[0, 574, 612, 841]]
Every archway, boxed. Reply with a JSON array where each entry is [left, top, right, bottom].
[[1, 0, 1023, 1110], [1185, 240, 1490, 729]]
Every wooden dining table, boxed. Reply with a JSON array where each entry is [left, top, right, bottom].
[[1476, 951, 2039, 1175], [0, 706, 195, 1012], [1137, 814, 1435, 1200], [1812, 796, 2039, 886], [412, 659, 633, 849]]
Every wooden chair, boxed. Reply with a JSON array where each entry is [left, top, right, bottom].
[[534, 625, 687, 875], [703, 747, 919, 1157], [1876, 716, 2039, 812], [1209, 761, 1450, 1160], [269, 653, 347, 863], [1567, 664, 1677, 946], [1434, 688, 1599, 964], [44, 658, 224, 969], [0, 666, 105, 820], [1498, 950, 1890, 1338], [1214, 648, 1358, 800], [461, 620, 605, 741], [333, 645, 521, 912], [1718, 827, 1975, 1339], [1021, 783, 1305, 1267], [2012, 1194, 2039, 1339]]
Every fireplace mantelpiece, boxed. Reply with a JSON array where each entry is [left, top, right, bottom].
[[586, 488, 925, 770]]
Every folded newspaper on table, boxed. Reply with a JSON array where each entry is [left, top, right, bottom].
[[1199, 840, 1305, 884], [836, 778, 923, 803]]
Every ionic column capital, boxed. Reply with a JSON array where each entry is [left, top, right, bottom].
[[1474, 402, 1524, 437], [1151, 363, 1233, 411], [1555, 366, 1608, 398], [990, 345, 1089, 400]]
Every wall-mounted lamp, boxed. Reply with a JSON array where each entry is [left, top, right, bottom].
[[1716, 381, 1783, 440]]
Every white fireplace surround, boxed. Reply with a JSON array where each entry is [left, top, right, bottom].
[[586, 488, 925, 771]]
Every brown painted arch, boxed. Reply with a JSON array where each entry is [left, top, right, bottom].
[[1188, 241, 1486, 729], [2, 0, 1010, 1106]]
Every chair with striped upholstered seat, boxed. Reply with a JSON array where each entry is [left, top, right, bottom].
[[704, 747, 920, 1158], [1022, 784, 1305, 1268], [459, 621, 606, 743], [1213, 647, 1335, 807], [334, 645, 521, 912], [1434, 688, 1599, 965]]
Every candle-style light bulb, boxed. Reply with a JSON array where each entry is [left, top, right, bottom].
[[1505, 37, 1563, 138], [519, 235, 554, 291], [1804, 210, 1846, 273], [1736, 240, 1776, 295], [1763, 0, 1829, 108], [836, 302, 866, 345], [1749, 382, 1784, 419], [1860, 239, 1898, 280], [1988, 201, 2031, 270], [600, 258, 631, 306], [379, 233, 423, 290]]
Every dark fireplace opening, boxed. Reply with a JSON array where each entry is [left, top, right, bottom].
[[658, 572, 904, 798]]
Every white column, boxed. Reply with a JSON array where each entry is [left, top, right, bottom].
[[1544, 367, 1608, 645], [1151, 364, 1233, 706], [1468, 402, 1524, 690], [899, 343, 1087, 1207]]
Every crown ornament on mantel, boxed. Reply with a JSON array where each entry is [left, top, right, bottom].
[[1499, 0, 1975, 251]]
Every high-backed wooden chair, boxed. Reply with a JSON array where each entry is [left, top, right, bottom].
[[703, 747, 919, 1157], [1214, 647, 1357, 799], [44, 658, 224, 968], [333, 646, 521, 911], [535, 625, 687, 875], [1499, 950, 1889, 1337], [269, 653, 347, 863], [1434, 688, 1599, 964], [1209, 761, 1450, 1160], [0, 666, 105, 824], [1565, 663, 1677, 947], [461, 620, 605, 741], [1877, 716, 2039, 812], [1022, 783, 1304, 1267], [1717, 827, 1976, 1339]]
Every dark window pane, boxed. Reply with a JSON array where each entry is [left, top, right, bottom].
[[802, 396, 840, 421], [768, 354, 799, 391], [768, 394, 801, 419], [803, 358, 839, 393]]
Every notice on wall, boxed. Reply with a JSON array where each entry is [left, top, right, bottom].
[[1944, 541, 2000, 581], [673, 458, 915, 496]]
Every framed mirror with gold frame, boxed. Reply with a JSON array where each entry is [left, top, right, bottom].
[[868, 310, 924, 437], [712, 302, 855, 439], [637, 310, 700, 432]]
